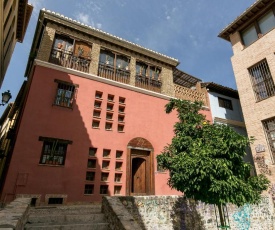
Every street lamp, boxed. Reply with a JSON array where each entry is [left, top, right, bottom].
[[0, 90, 12, 106]]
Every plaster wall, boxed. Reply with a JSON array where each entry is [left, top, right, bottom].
[[0, 65, 211, 204]]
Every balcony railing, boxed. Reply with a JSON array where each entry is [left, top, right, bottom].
[[135, 75, 162, 93], [49, 48, 91, 73], [98, 63, 130, 84]]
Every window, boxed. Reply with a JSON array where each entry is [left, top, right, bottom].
[[101, 172, 109, 182], [86, 172, 95, 181], [218, 97, 233, 110], [248, 59, 275, 101], [99, 50, 129, 70], [114, 173, 122, 182], [89, 148, 97, 157], [136, 61, 161, 80], [100, 185, 108, 194], [54, 80, 76, 108], [87, 159, 96, 168], [39, 137, 72, 165], [103, 149, 111, 158], [263, 117, 275, 161], [84, 184, 94, 194], [241, 10, 275, 46]]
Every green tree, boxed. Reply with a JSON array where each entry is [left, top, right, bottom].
[[157, 99, 269, 228]]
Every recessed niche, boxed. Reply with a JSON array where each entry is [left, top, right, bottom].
[[118, 105, 125, 113], [103, 149, 111, 158], [102, 160, 110, 170], [101, 172, 109, 182], [115, 162, 122, 171], [118, 124, 124, 132], [100, 185, 108, 194], [94, 101, 102, 108], [105, 122, 113, 130], [92, 120, 100, 128], [119, 97, 125, 104], [114, 186, 122, 195], [107, 103, 114, 111], [116, 150, 123, 159], [93, 110, 101, 118], [114, 173, 122, 182], [95, 91, 103, 99], [87, 159, 96, 168], [86, 171, 95, 181], [107, 94, 114, 102], [106, 112, 113, 120], [118, 115, 124, 122], [89, 148, 97, 157]]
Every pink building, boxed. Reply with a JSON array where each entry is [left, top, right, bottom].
[[0, 9, 211, 206]]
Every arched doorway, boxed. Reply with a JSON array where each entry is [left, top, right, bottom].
[[127, 137, 154, 195]]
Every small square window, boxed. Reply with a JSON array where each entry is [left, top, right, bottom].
[[103, 149, 111, 158], [92, 120, 100, 128], [118, 115, 124, 122], [107, 103, 114, 111], [115, 162, 122, 171], [100, 185, 108, 194], [107, 94, 114, 102], [93, 110, 101, 118], [218, 97, 233, 110], [95, 91, 103, 99], [106, 113, 113, 120], [102, 160, 110, 170], [114, 173, 122, 182], [87, 159, 96, 168], [94, 101, 102, 108], [101, 172, 109, 182], [118, 106, 125, 113], [89, 148, 97, 157], [84, 184, 94, 194], [114, 186, 122, 195], [119, 97, 125, 104], [116, 151, 123, 159], [118, 125, 124, 132], [86, 171, 95, 181], [105, 122, 112, 130]]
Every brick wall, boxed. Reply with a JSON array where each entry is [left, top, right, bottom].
[[230, 28, 275, 187]]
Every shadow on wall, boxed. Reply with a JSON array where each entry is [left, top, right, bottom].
[[171, 197, 206, 230]]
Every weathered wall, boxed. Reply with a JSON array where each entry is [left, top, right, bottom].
[[103, 195, 275, 230]]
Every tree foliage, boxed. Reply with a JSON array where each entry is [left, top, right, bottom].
[[157, 99, 269, 207]]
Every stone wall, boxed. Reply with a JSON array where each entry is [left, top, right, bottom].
[[0, 198, 31, 229], [103, 195, 275, 230]]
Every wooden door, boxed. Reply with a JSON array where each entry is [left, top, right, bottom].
[[132, 158, 146, 194]]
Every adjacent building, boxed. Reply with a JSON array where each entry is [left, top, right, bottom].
[[0, 9, 211, 205], [219, 0, 275, 184], [201, 82, 254, 165], [0, 0, 33, 87]]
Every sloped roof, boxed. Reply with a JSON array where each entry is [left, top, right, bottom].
[[218, 0, 273, 41], [173, 68, 201, 88], [201, 82, 239, 99]]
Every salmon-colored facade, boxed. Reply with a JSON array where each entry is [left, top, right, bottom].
[[0, 9, 211, 205]]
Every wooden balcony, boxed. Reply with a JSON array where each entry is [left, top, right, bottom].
[[49, 48, 91, 73], [98, 63, 130, 84], [135, 75, 162, 93]]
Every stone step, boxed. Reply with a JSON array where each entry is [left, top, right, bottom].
[[24, 222, 109, 230], [29, 205, 102, 215], [28, 213, 105, 224]]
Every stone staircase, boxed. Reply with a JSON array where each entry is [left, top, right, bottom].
[[24, 204, 110, 230]]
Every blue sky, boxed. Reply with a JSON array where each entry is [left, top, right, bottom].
[[1, 0, 255, 115]]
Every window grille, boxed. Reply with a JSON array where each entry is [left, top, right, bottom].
[[248, 59, 275, 101], [263, 117, 275, 161], [39, 137, 71, 165], [218, 97, 233, 110], [54, 81, 75, 108]]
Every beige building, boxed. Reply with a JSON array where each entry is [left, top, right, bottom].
[[219, 0, 275, 184], [0, 0, 32, 87]]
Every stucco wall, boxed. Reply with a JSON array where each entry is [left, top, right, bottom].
[[0, 65, 211, 204]]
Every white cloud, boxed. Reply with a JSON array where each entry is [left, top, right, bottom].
[[76, 12, 92, 25]]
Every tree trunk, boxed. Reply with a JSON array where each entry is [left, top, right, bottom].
[[218, 204, 225, 228]]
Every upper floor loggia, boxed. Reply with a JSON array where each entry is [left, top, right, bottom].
[[25, 9, 209, 106]]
